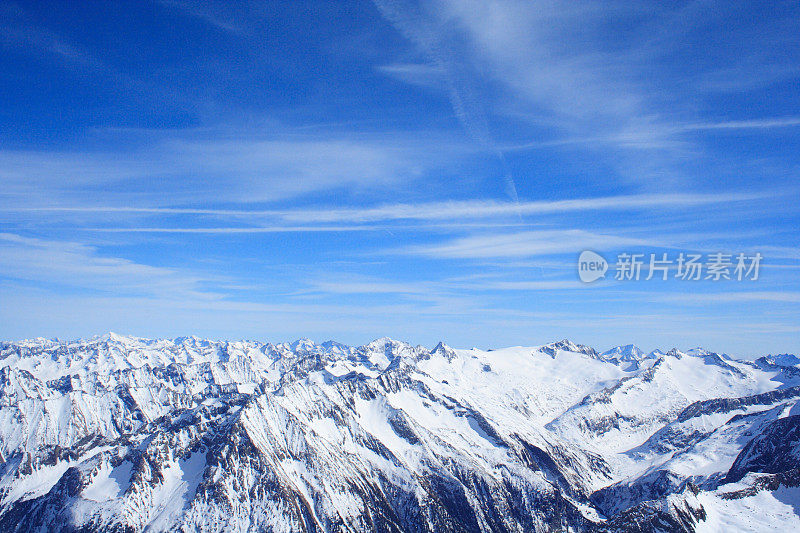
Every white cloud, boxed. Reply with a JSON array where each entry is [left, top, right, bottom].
[[0, 6, 107, 71], [662, 291, 800, 304], [0, 132, 466, 207], [271, 191, 764, 224], [4, 191, 767, 225], [405, 229, 649, 259], [84, 226, 376, 234], [0, 233, 217, 300], [304, 276, 587, 296], [376, 62, 446, 89], [475, 280, 587, 290], [157, 0, 248, 35], [374, 0, 800, 190], [681, 117, 800, 131], [307, 279, 431, 295]]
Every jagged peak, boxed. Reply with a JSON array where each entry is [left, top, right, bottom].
[[539, 339, 598, 358], [97, 332, 138, 344], [0, 328, 794, 531], [430, 341, 450, 352], [685, 347, 713, 357], [600, 344, 646, 361], [665, 348, 685, 358], [173, 334, 204, 343], [384, 353, 417, 373], [764, 354, 800, 367], [430, 341, 457, 360], [360, 338, 418, 362], [290, 338, 317, 350], [364, 337, 408, 349], [319, 340, 351, 353]]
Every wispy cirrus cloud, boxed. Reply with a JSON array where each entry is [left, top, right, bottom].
[[1, 0, 797, 356], [374, 0, 800, 188], [305, 276, 586, 296], [3, 191, 769, 225], [156, 0, 250, 35], [373, 0, 522, 201], [0, 233, 219, 300], [681, 117, 800, 131], [267, 191, 766, 224], [694, 63, 800, 94], [81, 226, 376, 234], [0, 4, 107, 71], [0, 132, 468, 207], [662, 291, 800, 304], [404, 229, 649, 259], [505, 117, 800, 151], [376, 62, 446, 89], [375, 0, 666, 155]]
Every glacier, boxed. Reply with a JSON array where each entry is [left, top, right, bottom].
[[0, 333, 798, 532]]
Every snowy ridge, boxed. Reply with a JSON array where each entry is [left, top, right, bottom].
[[0, 334, 798, 532]]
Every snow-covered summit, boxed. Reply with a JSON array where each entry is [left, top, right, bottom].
[[764, 353, 800, 367], [537, 338, 599, 358], [600, 343, 646, 362], [0, 333, 798, 531]]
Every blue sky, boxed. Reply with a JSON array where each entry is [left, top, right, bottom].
[[1, 0, 799, 356]]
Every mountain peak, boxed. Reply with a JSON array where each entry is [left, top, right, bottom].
[[685, 347, 712, 357], [539, 339, 598, 358], [600, 344, 646, 362], [430, 341, 457, 360], [764, 353, 800, 367], [365, 336, 400, 347], [1, 331, 789, 531], [98, 331, 138, 344], [290, 338, 317, 352]]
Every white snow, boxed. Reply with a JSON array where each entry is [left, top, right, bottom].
[[697, 480, 800, 532], [0, 334, 798, 530]]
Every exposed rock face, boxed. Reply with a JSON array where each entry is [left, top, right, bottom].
[[726, 415, 800, 483], [0, 335, 798, 532]]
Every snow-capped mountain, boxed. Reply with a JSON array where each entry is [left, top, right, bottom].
[[599, 344, 646, 362], [762, 353, 800, 368], [597, 344, 652, 370], [0, 334, 798, 532]]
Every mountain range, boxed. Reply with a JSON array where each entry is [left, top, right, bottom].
[[0, 333, 798, 532]]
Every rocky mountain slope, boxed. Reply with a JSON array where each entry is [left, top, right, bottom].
[[0, 334, 798, 532]]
